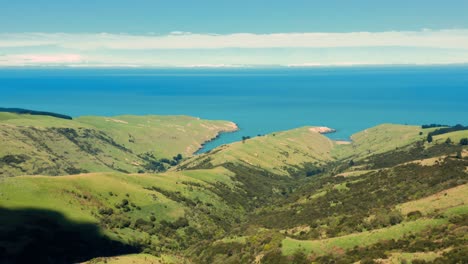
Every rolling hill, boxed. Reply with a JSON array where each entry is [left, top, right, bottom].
[[179, 126, 336, 176], [0, 113, 467, 264], [0, 113, 237, 177]]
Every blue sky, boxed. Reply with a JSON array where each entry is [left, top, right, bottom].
[[1, 0, 468, 67], [2, 0, 468, 33]]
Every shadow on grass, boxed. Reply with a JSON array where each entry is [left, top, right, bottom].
[[0, 207, 139, 264]]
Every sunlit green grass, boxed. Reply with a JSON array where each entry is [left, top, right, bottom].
[[184, 126, 336, 176], [0, 113, 237, 176], [281, 218, 447, 256]]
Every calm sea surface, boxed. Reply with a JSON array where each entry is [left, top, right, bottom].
[[1, 66, 467, 152]]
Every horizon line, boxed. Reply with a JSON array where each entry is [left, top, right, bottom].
[[1, 62, 468, 70]]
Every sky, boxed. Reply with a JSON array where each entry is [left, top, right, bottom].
[[1, 0, 468, 67]]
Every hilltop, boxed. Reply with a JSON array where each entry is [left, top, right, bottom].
[[180, 126, 336, 176], [0, 113, 467, 264]]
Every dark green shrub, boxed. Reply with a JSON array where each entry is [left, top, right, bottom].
[[134, 218, 154, 232], [427, 134, 433, 143], [460, 138, 468, 145], [98, 208, 114, 216], [407, 211, 423, 220]]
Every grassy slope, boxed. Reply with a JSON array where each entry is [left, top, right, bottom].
[[332, 124, 432, 160], [1, 173, 174, 226], [0, 167, 243, 264], [1, 120, 467, 263], [182, 123, 454, 177], [433, 130, 468, 144], [397, 184, 468, 216], [76, 115, 238, 158], [0, 113, 237, 177], [281, 218, 448, 256], [281, 184, 468, 256], [181, 126, 335, 176], [276, 125, 468, 259], [0, 167, 237, 226], [183, 125, 467, 263], [184, 125, 466, 262], [305, 206, 466, 261]]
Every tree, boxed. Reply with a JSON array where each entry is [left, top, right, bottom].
[[173, 154, 183, 161], [98, 208, 114, 216], [460, 138, 468, 145], [445, 137, 452, 144], [427, 134, 433, 143]]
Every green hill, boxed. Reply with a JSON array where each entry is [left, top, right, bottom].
[[0, 116, 467, 264], [0, 113, 237, 177], [332, 123, 430, 160], [0, 168, 244, 263], [179, 126, 336, 176]]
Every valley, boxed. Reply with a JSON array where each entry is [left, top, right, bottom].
[[0, 113, 466, 264]]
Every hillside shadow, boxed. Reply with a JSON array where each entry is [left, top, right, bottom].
[[0, 207, 139, 264]]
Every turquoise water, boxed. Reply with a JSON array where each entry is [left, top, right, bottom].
[[0, 66, 467, 152]]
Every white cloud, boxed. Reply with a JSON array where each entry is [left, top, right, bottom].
[[0, 29, 468, 50], [1, 30, 468, 67], [286, 62, 379, 67], [181, 64, 251, 68], [0, 53, 83, 66]]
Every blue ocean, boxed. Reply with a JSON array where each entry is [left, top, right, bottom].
[[1, 66, 467, 152]]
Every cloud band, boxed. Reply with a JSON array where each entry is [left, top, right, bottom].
[[1, 29, 468, 50]]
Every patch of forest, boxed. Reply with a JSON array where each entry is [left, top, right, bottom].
[[0, 107, 73, 120]]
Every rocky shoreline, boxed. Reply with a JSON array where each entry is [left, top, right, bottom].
[[309, 126, 337, 134]]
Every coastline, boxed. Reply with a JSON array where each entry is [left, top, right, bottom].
[[197, 125, 343, 154], [2, 67, 466, 153], [194, 122, 240, 155]]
